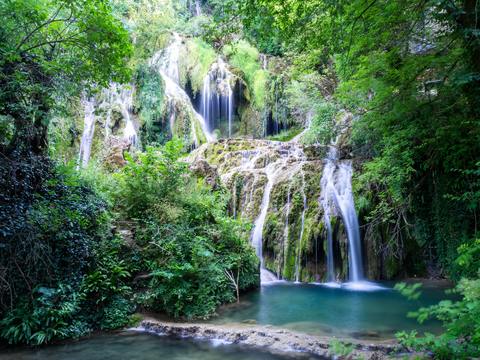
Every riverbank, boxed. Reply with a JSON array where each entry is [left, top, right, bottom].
[[137, 317, 402, 359]]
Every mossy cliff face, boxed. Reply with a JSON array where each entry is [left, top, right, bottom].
[[190, 139, 358, 282]]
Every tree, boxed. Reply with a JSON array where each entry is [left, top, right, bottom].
[[0, 0, 132, 154], [233, 0, 480, 276]]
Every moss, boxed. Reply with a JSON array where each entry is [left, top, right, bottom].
[[184, 38, 217, 93], [266, 127, 303, 142], [223, 40, 269, 109]]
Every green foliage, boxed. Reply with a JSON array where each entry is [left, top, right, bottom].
[[455, 239, 480, 280], [114, 0, 174, 62], [396, 244, 480, 359], [136, 64, 167, 145], [328, 339, 354, 357], [395, 283, 423, 301], [113, 140, 259, 319], [0, 0, 132, 152], [236, 0, 480, 280], [397, 276, 480, 359], [0, 285, 87, 345], [301, 103, 336, 146], [185, 38, 217, 93], [223, 40, 268, 108], [0, 115, 14, 146], [113, 140, 186, 218], [0, 153, 134, 345], [266, 127, 302, 142]]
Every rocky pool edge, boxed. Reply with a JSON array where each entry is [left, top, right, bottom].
[[135, 318, 409, 359]]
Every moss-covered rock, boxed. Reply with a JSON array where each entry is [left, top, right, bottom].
[[189, 139, 344, 282]]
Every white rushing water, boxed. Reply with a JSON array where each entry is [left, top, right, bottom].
[[239, 143, 306, 283], [150, 33, 213, 143], [251, 165, 275, 268], [107, 84, 138, 147], [200, 58, 235, 137], [194, 0, 202, 16], [78, 97, 96, 168], [319, 146, 365, 283], [77, 83, 140, 169], [320, 146, 339, 283]]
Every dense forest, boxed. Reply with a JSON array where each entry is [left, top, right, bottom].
[[0, 0, 479, 359]]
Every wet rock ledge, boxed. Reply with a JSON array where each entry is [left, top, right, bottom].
[[138, 319, 400, 359]]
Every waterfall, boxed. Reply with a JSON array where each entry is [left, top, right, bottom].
[[319, 146, 364, 283], [100, 83, 140, 147], [237, 143, 306, 283], [194, 0, 202, 16], [336, 162, 364, 282], [320, 146, 338, 283], [199, 58, 235, 137], [251, 165, 275, 268], [149, 33, 213, 142], [78, 98, 96, 168], [190, 139, 375, 285], [77, 82, 141, 169], [155, 33, 181, 84], [112, 85, 138, 147]]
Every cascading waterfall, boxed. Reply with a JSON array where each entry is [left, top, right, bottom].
[[320, 146, 338, 283], [149, 33, 212, 143], [319, 146, 364, 283], [194, 0, 202, 16], [78, 98, 96, 168], [336, 162, 364, 282], [200, 58, 235, 137], [226, 142, 307, 283], [109, 84, 138, 147], [77, 83, 141, 169], [191, 139, 381, 286], [191, 133, 382, 287], [250, 162, 281, 284], [100, 83, 140, 147], [251, 164, 275, 267]]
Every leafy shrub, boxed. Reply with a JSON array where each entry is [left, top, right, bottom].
[[100, 296, 135, 330], [0, 155, 108, 315], [0, 153, 134, 345], [0, 285, 87, 345], [223, 40, 268, 108], [301, 103, 336, 145], [114, 140, 259, 319], [396, 243, 480, 359]]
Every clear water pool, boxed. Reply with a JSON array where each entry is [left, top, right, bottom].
[[0, 332, 322, 360], [210, 281, 450, 339]]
